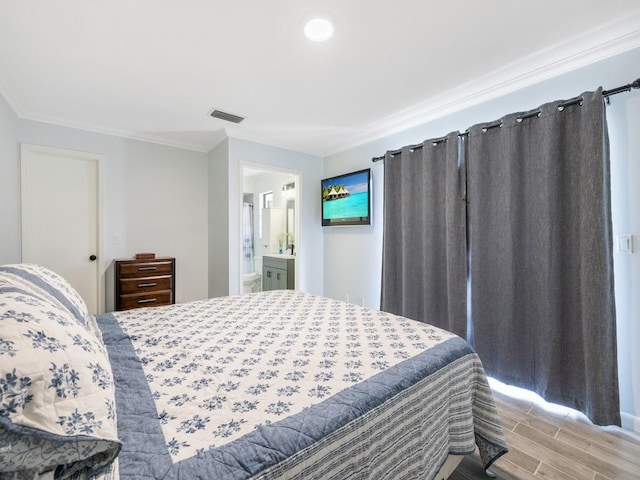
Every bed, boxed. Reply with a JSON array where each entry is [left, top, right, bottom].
[[0, 264, 507, 480]]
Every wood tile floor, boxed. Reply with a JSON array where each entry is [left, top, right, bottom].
[[450, 389, 640, 480]]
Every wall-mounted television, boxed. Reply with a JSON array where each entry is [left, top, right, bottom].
[[321, 168, 371, 226]]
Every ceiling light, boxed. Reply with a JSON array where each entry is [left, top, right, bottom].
[[304, 17, 334, 42]]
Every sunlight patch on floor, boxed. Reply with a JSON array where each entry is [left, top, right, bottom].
[[488, 377, 640, 440], [487, 377, 588, 421]]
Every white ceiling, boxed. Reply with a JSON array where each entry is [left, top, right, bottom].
[[1, 1, 639, 156]]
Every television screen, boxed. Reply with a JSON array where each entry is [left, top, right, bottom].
[[321, 168, 371, 226]]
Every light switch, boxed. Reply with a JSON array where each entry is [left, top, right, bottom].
[[617, 234, 633, 254]]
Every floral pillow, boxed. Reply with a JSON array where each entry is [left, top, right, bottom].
[[0, 274, 120, 479], [0, 264, 91, 329]]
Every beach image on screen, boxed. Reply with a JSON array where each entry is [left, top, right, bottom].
[[322, 171, 369, 220]]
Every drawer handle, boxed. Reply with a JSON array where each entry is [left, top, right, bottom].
[[138, 282, 157, 288], [138, 266, 157, 271], [277, 273, 281, 280], [138, 298, 157, 304]]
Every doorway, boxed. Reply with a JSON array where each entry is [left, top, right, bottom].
[[240, 163, 300, 294], [20, 144, 102, 313]]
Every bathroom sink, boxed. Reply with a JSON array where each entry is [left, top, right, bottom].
[[264, 253, 295, 259]]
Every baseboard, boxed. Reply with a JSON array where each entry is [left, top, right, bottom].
[[621, 411, 640, 434]]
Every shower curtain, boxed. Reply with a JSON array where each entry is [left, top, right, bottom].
[[242, 203, 255, 274]]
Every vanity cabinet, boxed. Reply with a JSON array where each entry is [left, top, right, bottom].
[[114, 257, 175, 310], [262, 255, 294, 291]]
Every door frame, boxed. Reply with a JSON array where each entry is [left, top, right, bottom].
[[238, 161, 301, 294], [20, 143, 105, 313]]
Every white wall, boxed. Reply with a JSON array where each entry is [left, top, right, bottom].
[[116, 140, 208, 306], [321, 161, 383, 309], [208, 139, 230, 298], [228, 138, 324, 296], [323, 46, 640, 431], [0, 92, 20, 264], [609, 92, 640, 432], [0, 112, 209, 310]]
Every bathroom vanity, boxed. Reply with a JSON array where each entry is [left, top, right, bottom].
[[262, 254, 295, 291]]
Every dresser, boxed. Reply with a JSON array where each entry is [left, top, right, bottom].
[[262, 255, 294, 291], [114, 257, 175, 311]]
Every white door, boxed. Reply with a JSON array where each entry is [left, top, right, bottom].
[[21, 144, 101, 314]]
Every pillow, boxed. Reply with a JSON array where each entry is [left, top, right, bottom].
[[0, 279, 120, 479], [0, 264, 91, 329]]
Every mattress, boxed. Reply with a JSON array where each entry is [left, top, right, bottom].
[[95, 290, 507, 479]]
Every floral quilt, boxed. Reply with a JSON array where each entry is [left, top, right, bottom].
[[96, 290, 507, 479]]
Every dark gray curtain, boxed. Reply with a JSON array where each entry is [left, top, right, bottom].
[[466, 89, 620, 426], [381, 132, 467, 337]]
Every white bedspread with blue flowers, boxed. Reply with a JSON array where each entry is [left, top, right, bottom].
[[96, 290, 507, 479]]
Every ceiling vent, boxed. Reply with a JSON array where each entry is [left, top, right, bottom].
[[210, 109, 245, 124]]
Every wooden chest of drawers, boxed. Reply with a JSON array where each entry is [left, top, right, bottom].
[[114, 257, 175, 311]]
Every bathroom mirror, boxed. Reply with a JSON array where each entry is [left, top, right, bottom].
[[286, 198, 295, 250]]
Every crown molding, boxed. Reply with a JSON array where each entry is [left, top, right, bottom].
[[325, 11, 640, 157], [21, 112, 210, 153]]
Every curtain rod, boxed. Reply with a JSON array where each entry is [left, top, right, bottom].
[[371, 77, 640, 163]]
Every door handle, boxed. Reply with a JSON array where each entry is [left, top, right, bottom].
[[89, 255, 97, 261]]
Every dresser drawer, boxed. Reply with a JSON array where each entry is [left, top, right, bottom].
[[119, 275, 172, 294], [117, 260, 174, 278], [118, 291, 172, 310], [113, 256, 175, 311]]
